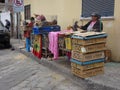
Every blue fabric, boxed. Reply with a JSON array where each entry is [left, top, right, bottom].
[[70, 58, 105, 66], [26, 38, 31, 52]]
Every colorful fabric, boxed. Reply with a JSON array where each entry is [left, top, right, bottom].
[[65, 37, 72, 50], [28, 22, 34, 27], [32, 35, 42, 59]]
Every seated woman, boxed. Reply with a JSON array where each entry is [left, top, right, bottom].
[[80, 12, 103, 32]]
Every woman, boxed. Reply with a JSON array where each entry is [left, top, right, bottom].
[[80, 12, 103, 32]]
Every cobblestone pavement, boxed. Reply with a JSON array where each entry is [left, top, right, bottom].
[[0, 49, 84, 90]]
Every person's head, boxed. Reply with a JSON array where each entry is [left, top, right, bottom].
[[5, 19, 9, 22], [91, 12, 100, 21], [35, 23, 39, 26], [40, 15, 46, 22], [52, 19, 57, 25], [74, 21, 78, 25], [30, 17, 35, 22]]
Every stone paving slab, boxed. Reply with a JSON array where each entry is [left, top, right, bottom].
[[0, 49, 84, 90], [10, 39, 120, 90]]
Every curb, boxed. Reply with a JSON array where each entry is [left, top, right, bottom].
[[12, 44, 118, 90]]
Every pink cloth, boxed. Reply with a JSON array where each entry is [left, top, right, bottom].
[[48, 30, 73, 60], [90, 21, 96, 27], [58, 29, 73, 34], [49, 32, 60, 60]]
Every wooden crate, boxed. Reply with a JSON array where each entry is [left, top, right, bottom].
[[71, 67, 104, 78], [58, 36, 65, 49], [72, 38, 107, 46], [72, 51, 105, 62], [42, 34, 49, 48], [72, 43, 106, 53], [72, 38, 78, 45], [71, 62, 104, 71], [71, 62, 77, 67], [95, 38, 107, 45]]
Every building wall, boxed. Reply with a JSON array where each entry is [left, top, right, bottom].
[[23, 0, 120, 61], [22, 0, 81, 28]]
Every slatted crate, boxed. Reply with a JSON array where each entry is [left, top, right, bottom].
[[71, 51, 105, 62], [71, 67, 104, 78], [58, 34, 65, 49], [72, 37, 107, 46], [72, 43, 106, 53], [71, 62, 104, 71], [42, 34, 49, 48], [72, 38, 78, 45]]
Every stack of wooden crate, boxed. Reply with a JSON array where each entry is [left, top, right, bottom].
[[71, 32, 107, 78]]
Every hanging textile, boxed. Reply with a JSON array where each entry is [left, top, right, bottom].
[[49, 32, 60, 60], [32, 35, 42, 59]]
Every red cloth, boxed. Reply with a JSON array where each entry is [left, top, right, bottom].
[[66, 52, 71, 60], [32, 49, 42, 59], [24, 22, 34, 38], [28, 22, 34, 27], [24, 30, 31, 38]]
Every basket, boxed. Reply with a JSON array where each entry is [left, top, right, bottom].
[[72, 43, 106, 53], [71, 51, 105, 62], [71, 67, 104, 78]]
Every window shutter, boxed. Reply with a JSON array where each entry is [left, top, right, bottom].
[[82, 0, 114, 17], [24, 5, 31, 20]]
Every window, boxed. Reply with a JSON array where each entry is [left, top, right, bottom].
[[81, 0, 115, 18], [24, 5, 31, 20]]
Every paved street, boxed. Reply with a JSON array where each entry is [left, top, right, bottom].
[[0, 49, 83, 90]]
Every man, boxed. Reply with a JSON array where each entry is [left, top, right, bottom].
[[5, 19, 11, 32], [80, 12, 103, 32]]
